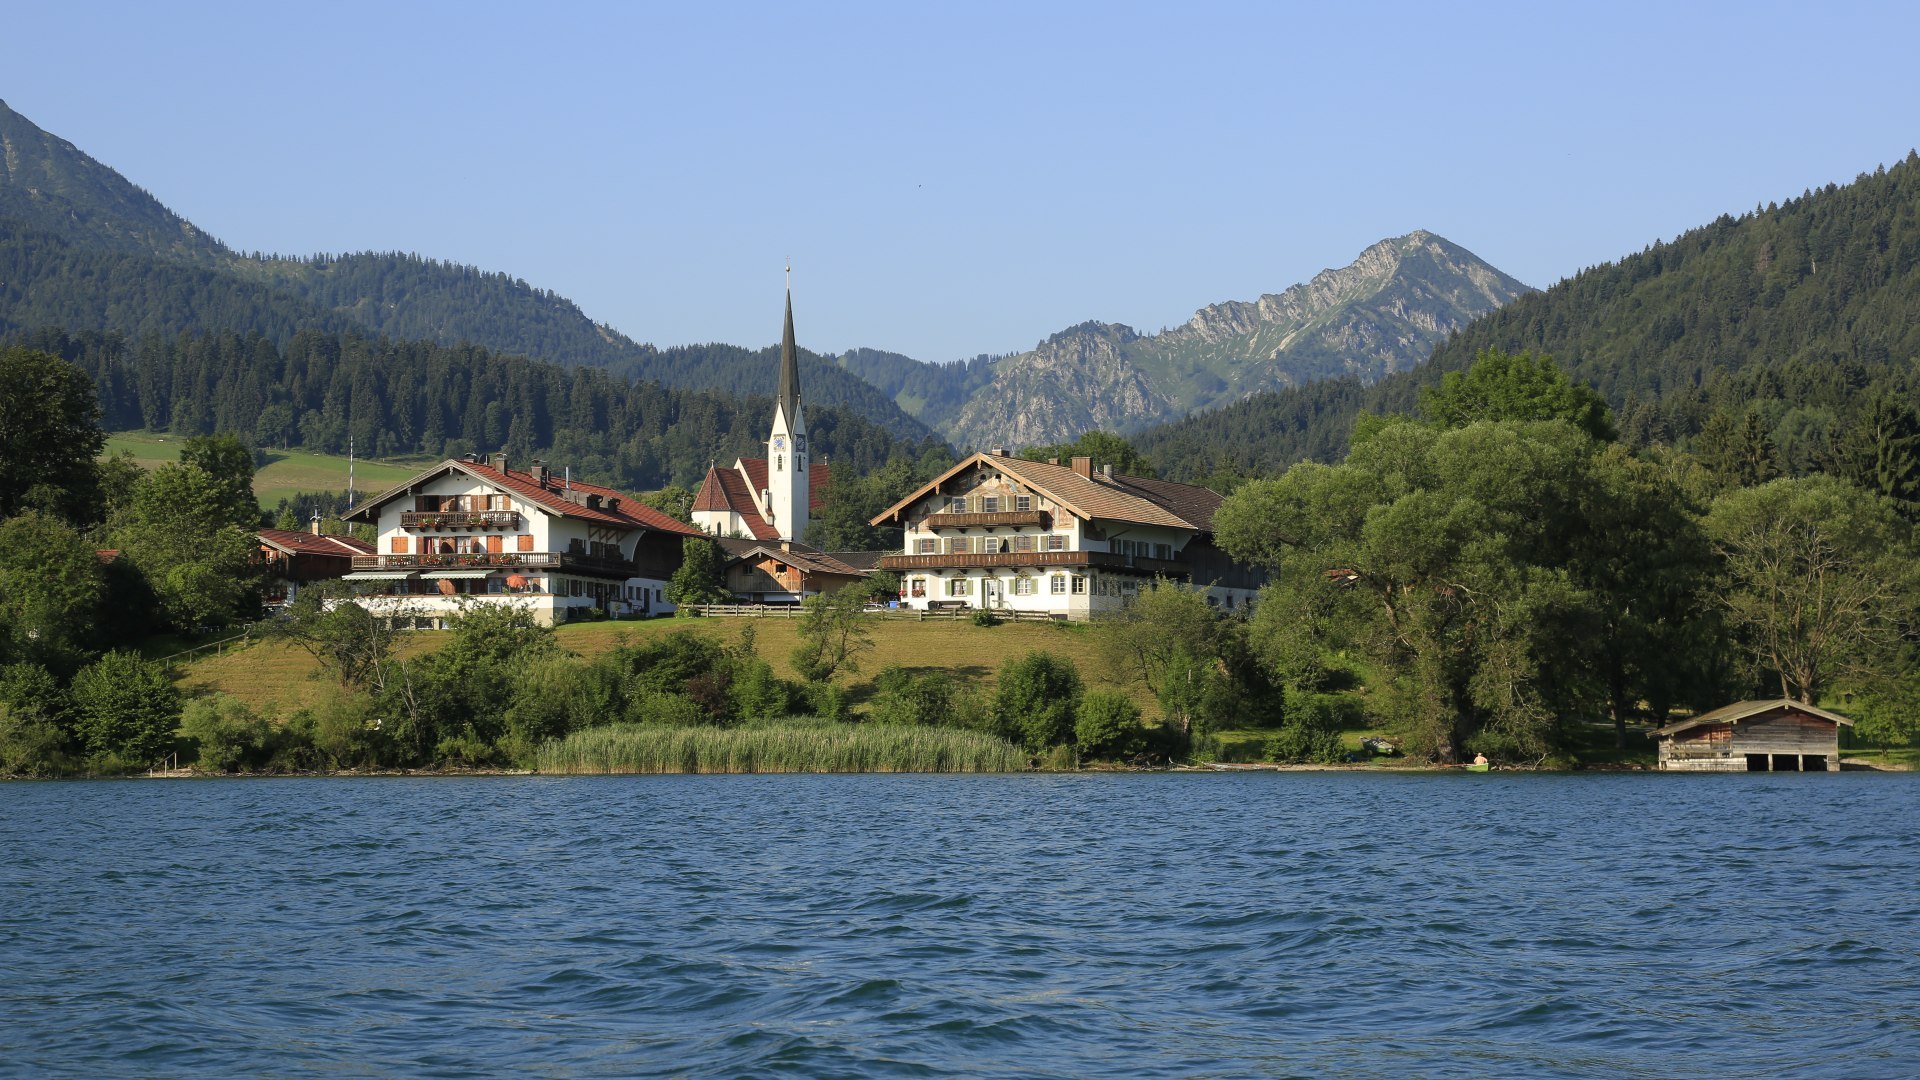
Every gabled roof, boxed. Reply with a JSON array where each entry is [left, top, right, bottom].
[[870, 452, 1222, 532], [694, 459, 832, 541], [1650, 699, 1854, 738], [258, 529, 375, 557], [719, 540, 870, 578], [345, 460, 703, 537], [694, 466, 780, 540]]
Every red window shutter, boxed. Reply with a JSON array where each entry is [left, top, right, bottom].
[[517, 534, 534, 552], [487, 535, 504, 554], [391, 536, 409, 554]]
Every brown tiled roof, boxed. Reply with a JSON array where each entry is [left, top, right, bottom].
[[723, 542, 870, 578], [825, 550, 888, 571], [258, 529, 376, 557], [1651, 699, 1854, 738], [347, 461, 704, 537], [873, 452, 1220, 532]]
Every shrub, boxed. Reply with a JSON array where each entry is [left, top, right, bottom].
[[624, 690, 708, 727], [0, 701, 68, 776], [867, 666, 958, 727], [182, 695, 273, 772], [970, 608, 1002, 627], [69, 651, 180, 768], [992, 650, 1084, 751], [1075, 691, 1144, 760], [1263, 724, 1343, 764]]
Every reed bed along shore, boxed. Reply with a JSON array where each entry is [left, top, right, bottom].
[[537, 723, 1030, 774]]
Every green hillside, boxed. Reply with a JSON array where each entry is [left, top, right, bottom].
[[103, 432, 425, 509]]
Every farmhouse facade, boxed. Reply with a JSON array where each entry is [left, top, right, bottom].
[[341, 455, 704, 627], [869, 451, 1263, 619]]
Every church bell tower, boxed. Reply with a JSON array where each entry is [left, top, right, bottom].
[[766, 267, 808, 542]]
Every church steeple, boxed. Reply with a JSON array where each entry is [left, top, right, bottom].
[[766, 263, 808, 542], [775, 265, 801, 428]]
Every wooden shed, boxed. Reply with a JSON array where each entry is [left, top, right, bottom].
[[1650, 700, 1852, 772]]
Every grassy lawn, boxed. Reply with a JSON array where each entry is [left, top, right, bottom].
[[177, 616, 1157, 718], [103, 431, 428, 512]]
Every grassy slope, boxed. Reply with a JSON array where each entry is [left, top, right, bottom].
[[179, 617, 1156, 718], [104, 431, 429, 509]]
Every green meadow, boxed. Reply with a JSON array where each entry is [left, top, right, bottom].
[[103, 432, 427, 511]]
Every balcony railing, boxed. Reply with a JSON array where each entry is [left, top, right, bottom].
[[919, 510, 1051, 530], [399, 510, 521, 529], [878, 550, 1189, 576], [351, 551, 637, 578]]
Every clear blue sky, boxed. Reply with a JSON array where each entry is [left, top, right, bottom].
[[7, 2, 1917, 363]]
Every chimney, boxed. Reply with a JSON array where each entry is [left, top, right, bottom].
[[1048, 457, 1060, 466], [491, 452, 508, 474], [988, 446, 1008, 457], [1071, 456, 1093, 478], [1102, 464, 1114, 479], [310, 511, 323, 537]]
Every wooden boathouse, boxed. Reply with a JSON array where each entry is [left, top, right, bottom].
[[1650, 700, 1852, 772]]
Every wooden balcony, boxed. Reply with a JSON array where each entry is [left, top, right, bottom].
[[878, 550, 1189, 576], [919, 510, 1051, 530], [399, 510, 521, 529], [351, 551, 637, 578]]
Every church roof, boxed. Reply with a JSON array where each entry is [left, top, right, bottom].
[[775, 285, 802, 426], [692, 459, 831, 541]]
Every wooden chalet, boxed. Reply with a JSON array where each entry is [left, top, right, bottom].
[[713, 537, 872, 605], [256, 524, 375, 607], [1650, 699, 1853, 772]]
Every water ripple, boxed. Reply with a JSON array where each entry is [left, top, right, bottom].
[[1, 773, 1917, 1076]]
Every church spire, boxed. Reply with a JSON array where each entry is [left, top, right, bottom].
[[775, 262, 801, 424]]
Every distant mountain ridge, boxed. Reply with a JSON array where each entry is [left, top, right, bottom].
[[1134, 151, 1920, 481], [932, 231, 1529, 449]]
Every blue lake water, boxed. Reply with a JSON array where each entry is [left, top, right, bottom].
[[2, 773, 1917, 1077]]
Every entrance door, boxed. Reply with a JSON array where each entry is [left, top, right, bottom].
[[984, 579, 999, 607]]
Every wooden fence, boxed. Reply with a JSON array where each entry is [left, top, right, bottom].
[[684, 604, 1061, 623]]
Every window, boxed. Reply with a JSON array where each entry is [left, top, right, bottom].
[[1014, 576, 1035, 596], [489, 494, 510, 511], [1016, 495, 1032, 512], [909, 577, 927, 598], [1013, 534, 1034, 553], [980, 536, 1004, 554], [949, 496, 968, 513], [917, 538, 938, 554], [487, 535, 504, 554], [945, 537, 968, 555], [1071, 575, 1086, 595], [1155, 543, 1173, 560], [776, 454, 784, 472], [982, 496, 1000, 513], [518, 534, 535, 552], [1047, 534, 1067, 551], [1051, 574, 1067, 594], [391, 536, 409, 554], [947, 577, 973, 596]]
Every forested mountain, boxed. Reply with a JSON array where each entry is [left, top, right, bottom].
[[834, 348, 1001, 431], [936, 232, 1528, 450], [1139, 153, 1920, 481], [0, 99, 935, 442], [0, 99, 228, 262], [14, 326, 939, 492]]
